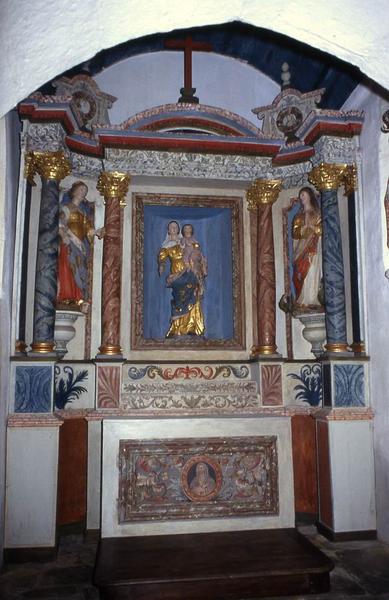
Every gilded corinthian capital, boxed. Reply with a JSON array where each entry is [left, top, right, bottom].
[[24, 152, 37, 185], [308, 163, 348, 192], [97, 171, 130, 206], [33, 150, 71, 181], [343, 164, 358, 196], [246, 179, 282, 210]]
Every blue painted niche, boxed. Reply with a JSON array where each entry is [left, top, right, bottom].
[[143, 204, 234, 340]]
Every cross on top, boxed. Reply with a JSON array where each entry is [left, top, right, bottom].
[[165, 36, 213, 104]]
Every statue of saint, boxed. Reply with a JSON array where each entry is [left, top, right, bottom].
[[292, 186, 323, 309], [57, 181, 104, 312], [158, 221, 207, 338], [189, 462, 216, 497]]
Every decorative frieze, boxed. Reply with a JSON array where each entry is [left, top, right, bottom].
[[105, 149, 273, 180], [76, 149, 313, 184], [25, 122, 67, 153], [311, 136, 358, 166]]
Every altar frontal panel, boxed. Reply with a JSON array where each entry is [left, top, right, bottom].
[[118, 436, 278, 522], [101, 418, 294, 537]]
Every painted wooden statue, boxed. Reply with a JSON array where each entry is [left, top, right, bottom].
[[57, 181, 104, 312], [292, 186, 323, 309], [158, 221, 207, 337]]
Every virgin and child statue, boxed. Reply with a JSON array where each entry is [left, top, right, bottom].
[[158, 221, 207, 338]]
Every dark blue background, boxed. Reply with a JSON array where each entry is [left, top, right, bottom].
[[143, 204, 233, 340]]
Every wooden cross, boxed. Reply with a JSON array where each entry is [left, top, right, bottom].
[[165, 36, 213, 103]]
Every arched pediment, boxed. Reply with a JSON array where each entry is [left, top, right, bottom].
[[119, 103, 265, 138]]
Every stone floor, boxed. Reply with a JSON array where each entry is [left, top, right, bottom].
[[1, 526, 389, 599]]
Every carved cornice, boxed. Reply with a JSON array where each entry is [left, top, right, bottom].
[[246, 179, 282, 210], [26, 122, 68, 153], [343, 164, 358, 196], [97, 171, 130, 207], [33, 150, 71, 182], [308, 163, 348, 192], [311, 136, 358, 166]]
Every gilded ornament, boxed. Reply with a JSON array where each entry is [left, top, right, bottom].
[[30, 341, 56, 353], [308, 163, 348, 192], [98, 343, 122, 356], [14, 340, 27, 354], [350, 341, 365, 353], [24, 152, 37, 185], [33, 151, 71, 182], [251, 344, 278, 356], [97, 171, 130, 206], [325, 342, 349, 353], [246, 179, 282, 210], [343, 164, 358, 196]]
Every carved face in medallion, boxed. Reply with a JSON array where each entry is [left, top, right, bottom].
[[181, 455, 222, 502]]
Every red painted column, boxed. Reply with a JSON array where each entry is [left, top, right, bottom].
[[97, 171, 130, 357], [247, 179, 282, 356]]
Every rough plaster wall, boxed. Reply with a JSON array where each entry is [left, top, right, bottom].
[[344, 84, 389, 543], [1, 0, 389, 117], [0, 112, 20, 564], [95, 52, 279, 125]]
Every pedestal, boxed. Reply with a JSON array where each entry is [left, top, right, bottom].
[[297, 312, 326, 358], [54, 309, 84, 358], [5, 414, 63, 552]]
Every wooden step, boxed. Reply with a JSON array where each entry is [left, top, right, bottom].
[[94, 528, 334, 599]]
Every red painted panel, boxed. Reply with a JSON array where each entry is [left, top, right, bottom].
[[291, 415, 318, 515], [57, 418, 88, 526], [316, 419, 334, 529]]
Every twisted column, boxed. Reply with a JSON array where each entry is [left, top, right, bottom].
[[30, 151, 71, 354], [97, 171, 130, 357], [247, 179, 282, 356], [309, 163, 349, 353]]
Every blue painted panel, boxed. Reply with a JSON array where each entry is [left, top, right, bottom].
[[143, 205, 233, 340], [15, 366, 53, 413], [334, 364, 365, 407]]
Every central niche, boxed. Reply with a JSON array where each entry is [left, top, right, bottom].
[[131, 193, 245, 350]]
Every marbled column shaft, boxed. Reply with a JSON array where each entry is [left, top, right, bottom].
[[100, 196, 122, 354], [321, 189, 347, 346], [29, 151, 71, 353], [256, 204, 277, 353], [97, 171, 130, 356], [32, 178, 60, 350], [309, 164, 349, 352], [247, 179, 281, 356]]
